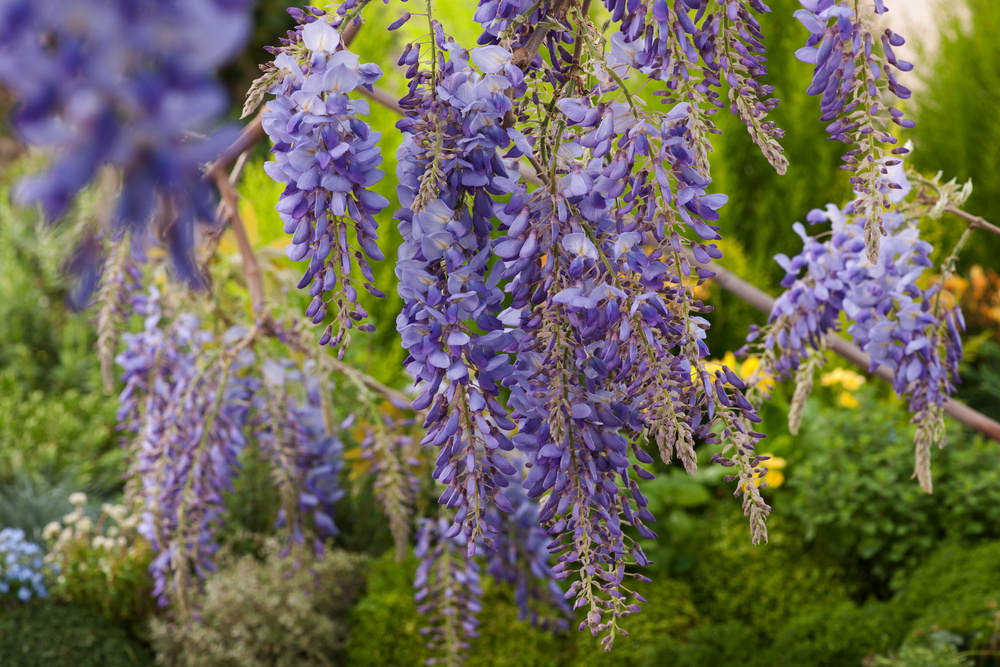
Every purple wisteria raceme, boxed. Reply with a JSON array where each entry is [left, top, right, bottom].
[[494, 96, 768, 647], [394, 26, 526, 554], [261, 13, 388, 356], [482, 462, 571, 629], [570, 0, 785, 173], [254, 359, 345, 547], [117, 289, 255, 612], [747, 165, 963, 492], [794, 0, 914, 262], [117, 288, 349, 613], [414, 517, 483, 667], [473, 0, 783, 174], [0, 0, 252, 293]]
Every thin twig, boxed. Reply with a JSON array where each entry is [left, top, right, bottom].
[[204, 15, 366, 182], [355, 85, 405, 115], [524, 155, 549, 186], [205, 114, 265, 181], [945, 204, 1000, 237], [201, 152, 250, 274], [512, 0, 567, 69], [213, 170, 266, 315]]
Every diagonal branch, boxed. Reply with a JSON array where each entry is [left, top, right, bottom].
[[945, 205, 1000, 237], [702, 256, 1000, 443], [212, 169, 265, 316]]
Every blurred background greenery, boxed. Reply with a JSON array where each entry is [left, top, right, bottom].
[[3, 0, 1000, 665]]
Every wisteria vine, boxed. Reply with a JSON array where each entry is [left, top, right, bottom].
[[744, 163, 967, 493], [117, 288, 346, 612], [1, 0, 987, 662]]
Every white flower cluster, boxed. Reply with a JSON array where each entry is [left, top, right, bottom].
[[43, 493, 142, 572]]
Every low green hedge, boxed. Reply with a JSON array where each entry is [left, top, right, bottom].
[[0, 601, 154, 667]]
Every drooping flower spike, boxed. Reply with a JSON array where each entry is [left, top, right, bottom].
[[746, 164, 964, 493], [261, 10, 390, 356], [118, 288, 347, 613], [394, 25, 528, 555], [794, 0, 915, 262]]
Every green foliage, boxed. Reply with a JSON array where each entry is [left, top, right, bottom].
[[684, 510, 849, 639], [892, 541, 1000, 657], [463, 578, 571, 667], [571, 577, 699, 667], [151, 538, 367, 667], [768, 600, 907, 667], [346, 551, 700, 666], [912, 0, 1000, 271], [783, 387, 1000, 592], [668, 621, 769, 667], [0, 182, 121, 493], [0, 377, 121, 492], [0, 601, 154, 667], [872, 639, 975, 667], [344, 552, 429, 666]]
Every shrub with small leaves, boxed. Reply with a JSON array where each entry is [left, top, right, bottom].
[[784, 390, 1000, 591], [0, 600, 154, 667], [870, 640, 974, 667], [150, 537, 366, 667], [768, 600, 908, 667], [42, 493, 154, 636], [684, 511, 850, 641], [0, 527, 53, 604], [890, 541, 1000, 658]]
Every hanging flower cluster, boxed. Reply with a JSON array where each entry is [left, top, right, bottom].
[[483, 462, 572, 630], [0, 0, 252, 292], [746, 165, 964, 492], [794, 0, 914, 262], [2, 0, 966, 661], [117, 288, 345, 611], [475, 0, 786, 175], [260, 11, 389, 355], [394, 26, 527, 554], [414, 517, 484, 666], [356, 406, 423, 560]]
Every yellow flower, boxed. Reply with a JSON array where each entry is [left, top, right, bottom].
[[839, 391, 859, 408], [821, 367, 866, 391], [765, 455, 787, 470], [764, 469, 785, 488], [760, 454, 786, 488], [739, 356, 774, 393], [695, 352, 774, 394]]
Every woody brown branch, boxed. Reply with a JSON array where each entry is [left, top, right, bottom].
[[703, 256, 1000, 443], [945, 204, 1000, 237]]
